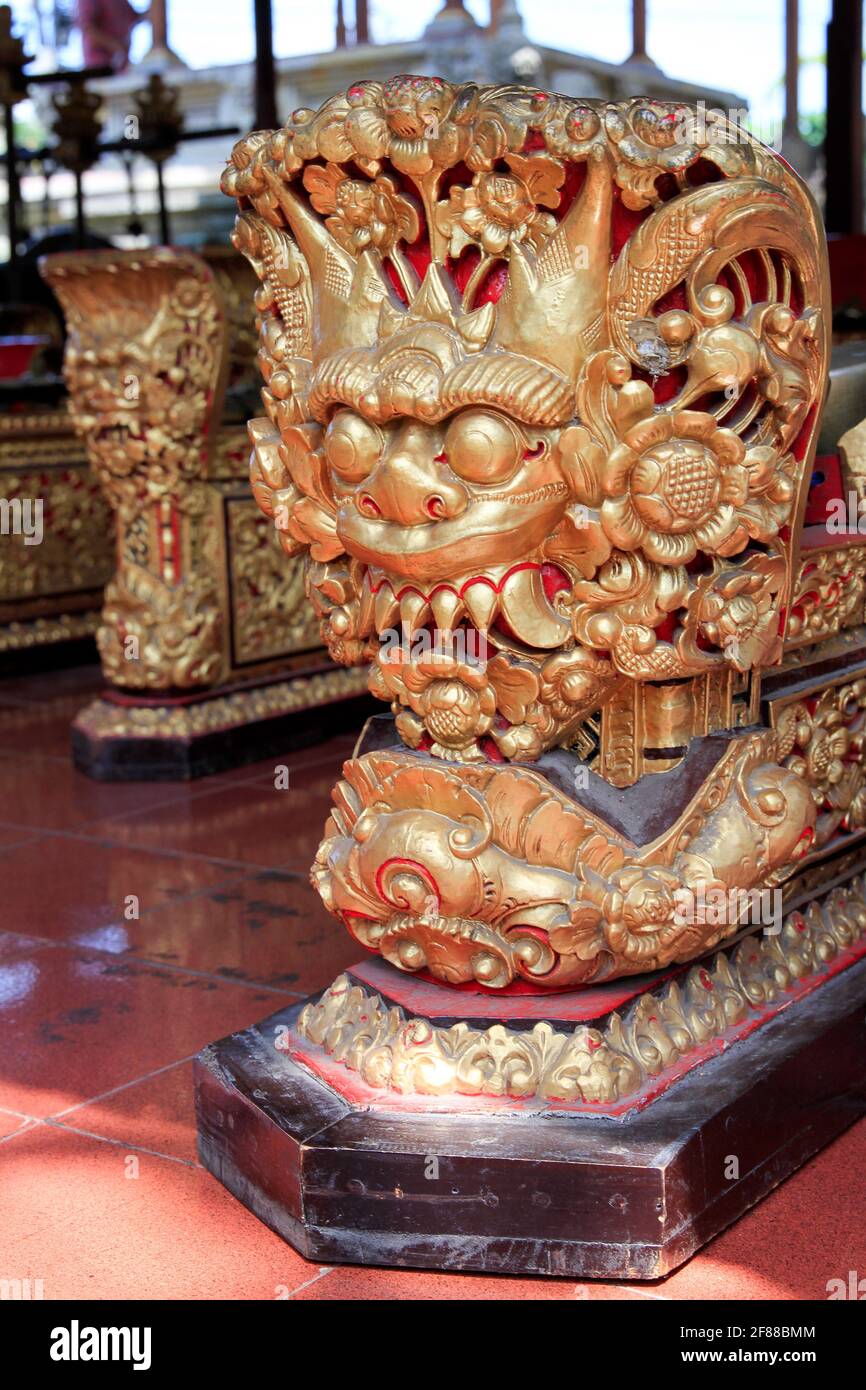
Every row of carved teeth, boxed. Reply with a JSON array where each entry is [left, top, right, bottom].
[[356, 565, 570, 648], [357, 575, 495, 637]]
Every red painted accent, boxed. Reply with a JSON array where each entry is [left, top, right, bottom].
[[611, 185, 652, 261], [686, 157, 723, 189], [805, 453, 844, 524], [355, 954, 679, 1013], [540, 561, 570, 603], [383, 257, 408, 306], [478, 736, 505, 763], [653, 282, 688, 316], [472, 259, 509, 307], [403, 230, 432, 285], [448, 246, 481, 297], [374, 857, 440, 910], [552, 159, 587, 223], [368, 560, 546, 605]]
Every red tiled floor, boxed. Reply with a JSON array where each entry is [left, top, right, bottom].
[[0, 1125, 315, 1299], [98, 761, 341, 870], [0, 834, 249, 946], [288, 1264, 578, 1300], [52, 1059, 200, 1164], [0, 826, 44, 851], [98, 871, 357, 991], [0, 701, 93, 758], [1, 662, 865, 1302], [0, 753, 199, 835], [0, 931, 54, 960], [0, 942, 295, 1117], [0, 1107, 36, 1139]]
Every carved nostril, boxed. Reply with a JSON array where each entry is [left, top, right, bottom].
[[358, 493, 381, 518], [426, 495, 446, 519]]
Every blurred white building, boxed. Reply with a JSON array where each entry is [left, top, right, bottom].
[[19, 0, 746, 249]]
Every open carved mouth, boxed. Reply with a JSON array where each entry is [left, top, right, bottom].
[[356, 560, 573, 650]]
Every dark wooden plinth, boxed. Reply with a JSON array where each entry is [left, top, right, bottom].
[[72, 691, 374, 782], [194, 953, 866, 1280]]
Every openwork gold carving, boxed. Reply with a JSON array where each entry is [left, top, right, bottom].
[[42, 249, 337, 692], [224, 80, 836, 986], [0, 465, 111, 603], [226, 502, 320, 666], [0, 412, 112, 649], [225, 81, 827, 768], [296, 875, 866, 1104], [42, 250, 229, 690], [787, 544, 866, 648], [772, 675, 866, 847]]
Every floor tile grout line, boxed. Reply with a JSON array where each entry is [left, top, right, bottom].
[[0, 1118, 43, 1145], [93, 950, 308, 998], [617, 1285, 671, 1300], [0, 833, 50, 856], [0, 741, 352, 845], [38, 1116, 199, 1168], [287, 1267, 336, 1298], [48, 1052, 203, 1120]]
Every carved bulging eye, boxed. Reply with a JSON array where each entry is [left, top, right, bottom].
[[325, 409, 382, 482], [442, 409, 523, 486]]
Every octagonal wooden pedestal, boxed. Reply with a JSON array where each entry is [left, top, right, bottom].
[[194, 952, 866, 1280]]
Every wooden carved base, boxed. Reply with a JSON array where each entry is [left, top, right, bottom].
[[195, 874, 866, 1279], [0, 611, 99, 675], [71, 665, 374, 781]]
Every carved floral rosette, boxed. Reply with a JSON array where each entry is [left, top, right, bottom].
[[223, 79, 835, 987]]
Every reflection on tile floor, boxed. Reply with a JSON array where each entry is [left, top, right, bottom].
[[0, 664, 864, 1300]]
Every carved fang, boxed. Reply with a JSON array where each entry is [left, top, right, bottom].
[[430, 587, 464, 633], [357, 575, 377, 636], [398, 590, 431, 637], [375, 584, 400, 631], [462, 582, 500, 632]]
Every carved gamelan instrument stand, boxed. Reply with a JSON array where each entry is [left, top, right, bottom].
[[195, 80, 866, 1277], [42, 247, 370, 780]]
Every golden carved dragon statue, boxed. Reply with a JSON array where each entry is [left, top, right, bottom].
[[224, 78, 835, 990]]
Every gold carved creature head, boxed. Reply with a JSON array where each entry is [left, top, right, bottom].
[[224, 79, 827, 771]]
